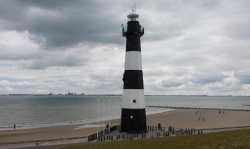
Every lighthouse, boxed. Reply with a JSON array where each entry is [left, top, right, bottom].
[[120, 5, 147, 133]]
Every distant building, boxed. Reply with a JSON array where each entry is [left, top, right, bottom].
[[68, 91, 74, 95]]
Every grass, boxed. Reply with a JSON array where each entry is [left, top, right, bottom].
[[59, 129, 250, 149]]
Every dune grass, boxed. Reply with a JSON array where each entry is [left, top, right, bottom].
[[60, 129, 250, 149]]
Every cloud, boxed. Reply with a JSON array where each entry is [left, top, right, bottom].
[[190, 73, 228, 85], [0, 31, 39, 60], [235, 69, 250, 84], [162, 78, 184, 88], [21, 46, 89, 69], [0, 1, 127, 49], [1, 1, 250, 95], [6, 87, 13, 92]]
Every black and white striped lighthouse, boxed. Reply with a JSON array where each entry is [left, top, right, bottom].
[[120, 5, 147, 133]]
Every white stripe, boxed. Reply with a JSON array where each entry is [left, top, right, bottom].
[[125, 51, 142, 70], [122, 89, 145, 109]]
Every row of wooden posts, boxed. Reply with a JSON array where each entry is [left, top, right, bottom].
[[152, 128, 203, 137], [87, 125, 203, 141], [88, 125, 120, 141], [97, 129, 203, 142], [147, 125, 166, 131], [98, 134, 147, 141]]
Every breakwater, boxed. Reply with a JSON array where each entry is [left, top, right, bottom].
[[146, 105, 250, 111]]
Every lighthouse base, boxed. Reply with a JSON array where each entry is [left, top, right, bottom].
[[120, 108, 147, 133]]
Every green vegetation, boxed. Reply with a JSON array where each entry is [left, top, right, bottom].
[[60, 129, 250, 149]]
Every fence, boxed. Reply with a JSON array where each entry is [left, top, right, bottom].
[[88, 124, 202, 142], [88, 125, 120, 141], [88, 125, 250, 142]]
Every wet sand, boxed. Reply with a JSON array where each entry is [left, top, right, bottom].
[[1, 109, 250, 143]]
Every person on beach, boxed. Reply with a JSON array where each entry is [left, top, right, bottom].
[[198, 117, 200, 121], [157, 123, 161, 131], [14, 124, 16, 130], [106, 123, 109, 129], [203, 117, 205, 121], [110, 123, 113, 132]]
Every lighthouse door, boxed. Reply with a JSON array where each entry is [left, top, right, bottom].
[[129, 114, 139, 132], [122, 115, 129, 132]]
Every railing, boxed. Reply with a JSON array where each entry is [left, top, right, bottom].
[[122, 26, 144, 37], [122, 27, 127, 37]]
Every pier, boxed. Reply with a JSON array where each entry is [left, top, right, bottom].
[[146, 105, 250, 111]]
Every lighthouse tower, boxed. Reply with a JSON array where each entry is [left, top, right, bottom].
[[120, 5, 147, 133]]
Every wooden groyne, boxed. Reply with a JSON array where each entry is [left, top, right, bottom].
[[90, 125, 250, 142], [146, 105, 250, 111]]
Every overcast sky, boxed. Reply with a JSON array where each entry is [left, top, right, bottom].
[[0, 0, 250, 95]]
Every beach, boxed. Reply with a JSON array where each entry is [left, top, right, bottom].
[[1, 109, 250, 144]]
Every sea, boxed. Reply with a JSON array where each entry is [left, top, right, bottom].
[[0, 95, 250, 131]]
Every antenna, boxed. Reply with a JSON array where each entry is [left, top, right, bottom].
[[131, 3, 135, 12]]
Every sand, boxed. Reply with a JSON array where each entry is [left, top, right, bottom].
[[147, 109, 250, 129], [1, 109, 250, 144]]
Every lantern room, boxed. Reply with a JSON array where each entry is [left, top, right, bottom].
[[127, 4, 139, 21]]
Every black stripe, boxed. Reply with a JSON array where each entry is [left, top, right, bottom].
[[122, 70, 144, 89], [126, 21, 141, 52], [120, 108, 147, 133], [127, 21, 140, 33], [126, 35, 141, 52]]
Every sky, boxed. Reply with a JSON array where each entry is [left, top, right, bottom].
[[0, 0, 250, 95]]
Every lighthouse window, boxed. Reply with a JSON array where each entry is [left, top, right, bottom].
[[133, 99, 136, 103], [126, 80, 129, 84]]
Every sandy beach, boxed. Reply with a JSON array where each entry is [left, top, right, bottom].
[[1, 109, 250, 144]]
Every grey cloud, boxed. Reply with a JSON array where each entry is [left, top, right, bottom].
[[20, 49, 89, 69], [0, 0, 221, 49], [208, 85, 242, 93], [190, 73, 227, 85], [139, 0, 220, 42], [224, 22, 250, 40], [0, 1, 126, 49], [1, 0, 250, 95], [234, 69, 250, 84], [162, 78, 184, 88], [22, 56, 83, 69]]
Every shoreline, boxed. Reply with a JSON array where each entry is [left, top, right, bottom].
[[0, 108, 175, 132], [1, 109, 250, 144]]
